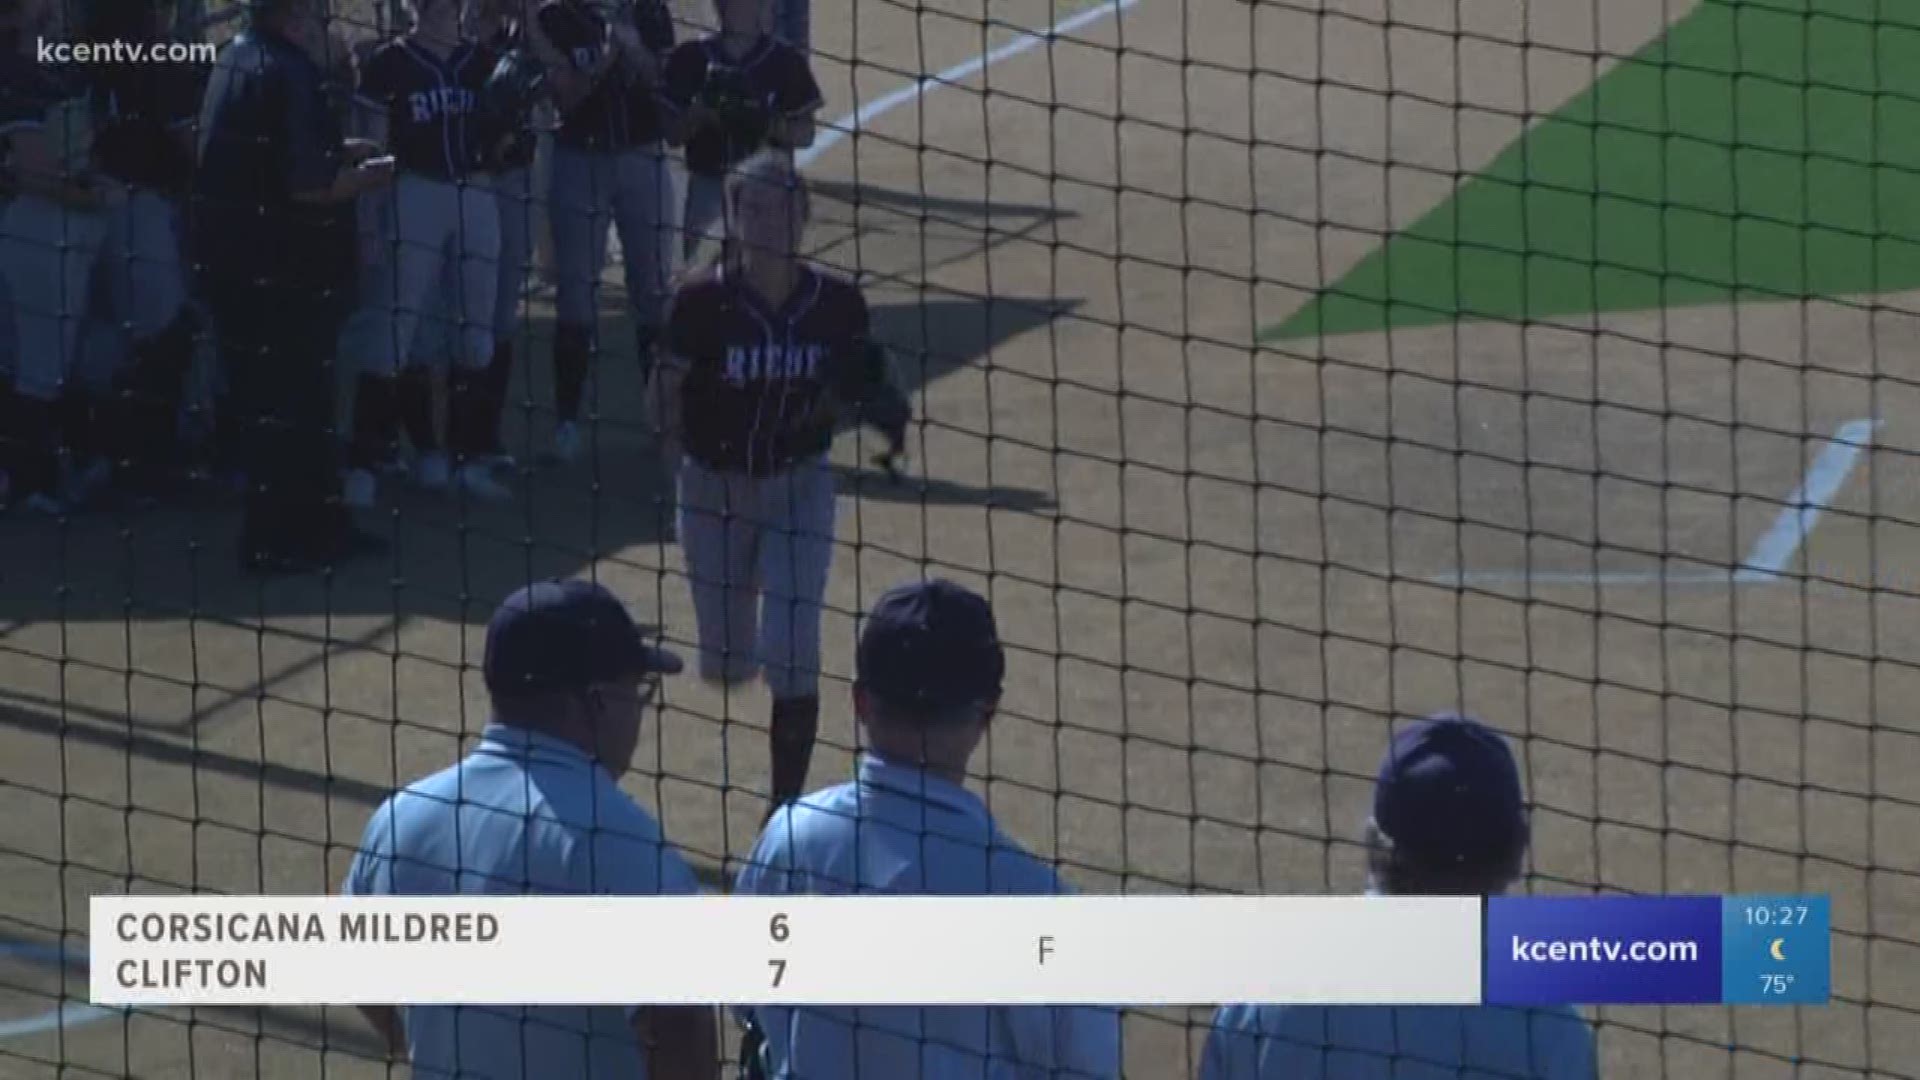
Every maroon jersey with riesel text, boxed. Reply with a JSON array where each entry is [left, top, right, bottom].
[[667, 265, 871, 478]]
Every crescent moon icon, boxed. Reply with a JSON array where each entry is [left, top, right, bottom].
[[1769, 938, 1788, 962]]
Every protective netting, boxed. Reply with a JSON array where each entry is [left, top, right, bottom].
[[1, 0, 1916, 1076]]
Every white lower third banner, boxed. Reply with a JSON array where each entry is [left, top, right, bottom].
[[90, 895, 1482, 1006]]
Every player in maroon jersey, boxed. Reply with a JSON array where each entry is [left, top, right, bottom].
[[646, 150, 907, 817]]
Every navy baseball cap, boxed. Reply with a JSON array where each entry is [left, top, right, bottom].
[[483, 579, 682, 695], [1374, 713, 1527, 868], [855, 579, 1005, 716]]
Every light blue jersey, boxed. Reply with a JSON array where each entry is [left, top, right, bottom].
[[735, 755, 1122, 1079], [343, 723, 703, 1080], [1201, 1001, 1597, 1080]]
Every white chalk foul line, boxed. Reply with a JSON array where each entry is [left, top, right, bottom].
[[797, 0, 1140, 170], [1424, 568, 1745, 588], [1735, 418, 1878, 583], [0, 940, 128, 1041], [1425, 418, 1879, 590], [0, 1002, 124, 1040]]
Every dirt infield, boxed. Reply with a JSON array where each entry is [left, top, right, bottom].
[[2, 0, 1916, 1076]]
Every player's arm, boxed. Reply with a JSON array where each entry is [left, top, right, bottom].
[[349, 47, 393, 151], [1195, 1006, 1255, 1080], [657, 45, 710, 147], [338, 805, 408, 1060], [524, 7, 571, 78], [355, 1005, 407, 1058], [290, 71, 392, 204], [766, 105, 815, 150], [590, 808, 719, 1080], [645, 349, 692, 460], [647, 287, 703, 457], [765, 55, 821, 149], [612, 0, 673, 87], [632, 1005, 720, 1080], [830, 297, 910, 470], [538, 3, 619, 111]]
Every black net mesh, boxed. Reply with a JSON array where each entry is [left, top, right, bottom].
[[0, 0, 1914, 1076]]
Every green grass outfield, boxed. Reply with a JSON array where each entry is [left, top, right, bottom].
[[1272, 0, 1920, 339]]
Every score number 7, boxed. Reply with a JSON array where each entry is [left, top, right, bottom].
[[770, 913, 790, 988]]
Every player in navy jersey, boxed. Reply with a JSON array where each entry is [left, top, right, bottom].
[[1, 0, 114, 513], [537, 0, 674, 465], [464, 0, 560, 471], [344, 0, 508, 505], [662, 0, 818, 262], [647, 151, 905, 817], [81, 0, 209, 501]]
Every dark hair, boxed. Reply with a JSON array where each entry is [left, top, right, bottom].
[[863, 689, 991, 733], [1365, 818, 1526, 897]]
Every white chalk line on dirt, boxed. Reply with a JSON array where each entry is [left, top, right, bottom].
[[1426, 418, 1879, 590], [1733, 419, 1877, 582], [798, 0, 1142, 169], [0, 940, 127, 1040]]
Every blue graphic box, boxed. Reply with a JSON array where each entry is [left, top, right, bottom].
[[1484, 895, 1830, 1006], [1720, 895, 1829, 1005], [1485, 896, 1722, 1005]]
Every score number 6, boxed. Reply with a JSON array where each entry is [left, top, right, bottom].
[[770, 913, 790, 987]]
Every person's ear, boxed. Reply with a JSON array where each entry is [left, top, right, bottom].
[[1363, 818, 1396, 879], [976, 695, 1000, 730]]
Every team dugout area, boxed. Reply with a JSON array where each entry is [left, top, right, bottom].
[[2, 0, 1916, 1077]]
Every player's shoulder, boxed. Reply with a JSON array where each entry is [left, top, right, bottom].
[[670, 264, 733, 305], [985, 828, 1069, 894], [584, 770, 659, 831], [794, 779, 862, 817], [767, 780, 860, 830], [801, 266, 871, 322], [358, 38, 414, 81], [745, 782, 862, 863], [353, 760, 470, 851], [764, 36, 811, 67]]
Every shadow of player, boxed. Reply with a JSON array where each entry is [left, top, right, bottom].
[[0, 293, 1075, 632]]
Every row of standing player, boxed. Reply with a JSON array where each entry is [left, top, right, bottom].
[[0, 0, 207, 513], [4, 0, 901, 811], [0, 0, 821, 512], [333, 0, 823, 507], [340, 0, 877, 810]]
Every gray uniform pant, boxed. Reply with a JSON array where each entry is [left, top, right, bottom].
[[677, 454, 836, 698], [548, 143, 674, 331], [681, 170, 726, 263], [99, 188, 189, 343], [358, 173, 501, 376], [376, 165, 536, 368], [0, 194, 107, 402], [492, 165, 535, 342]]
